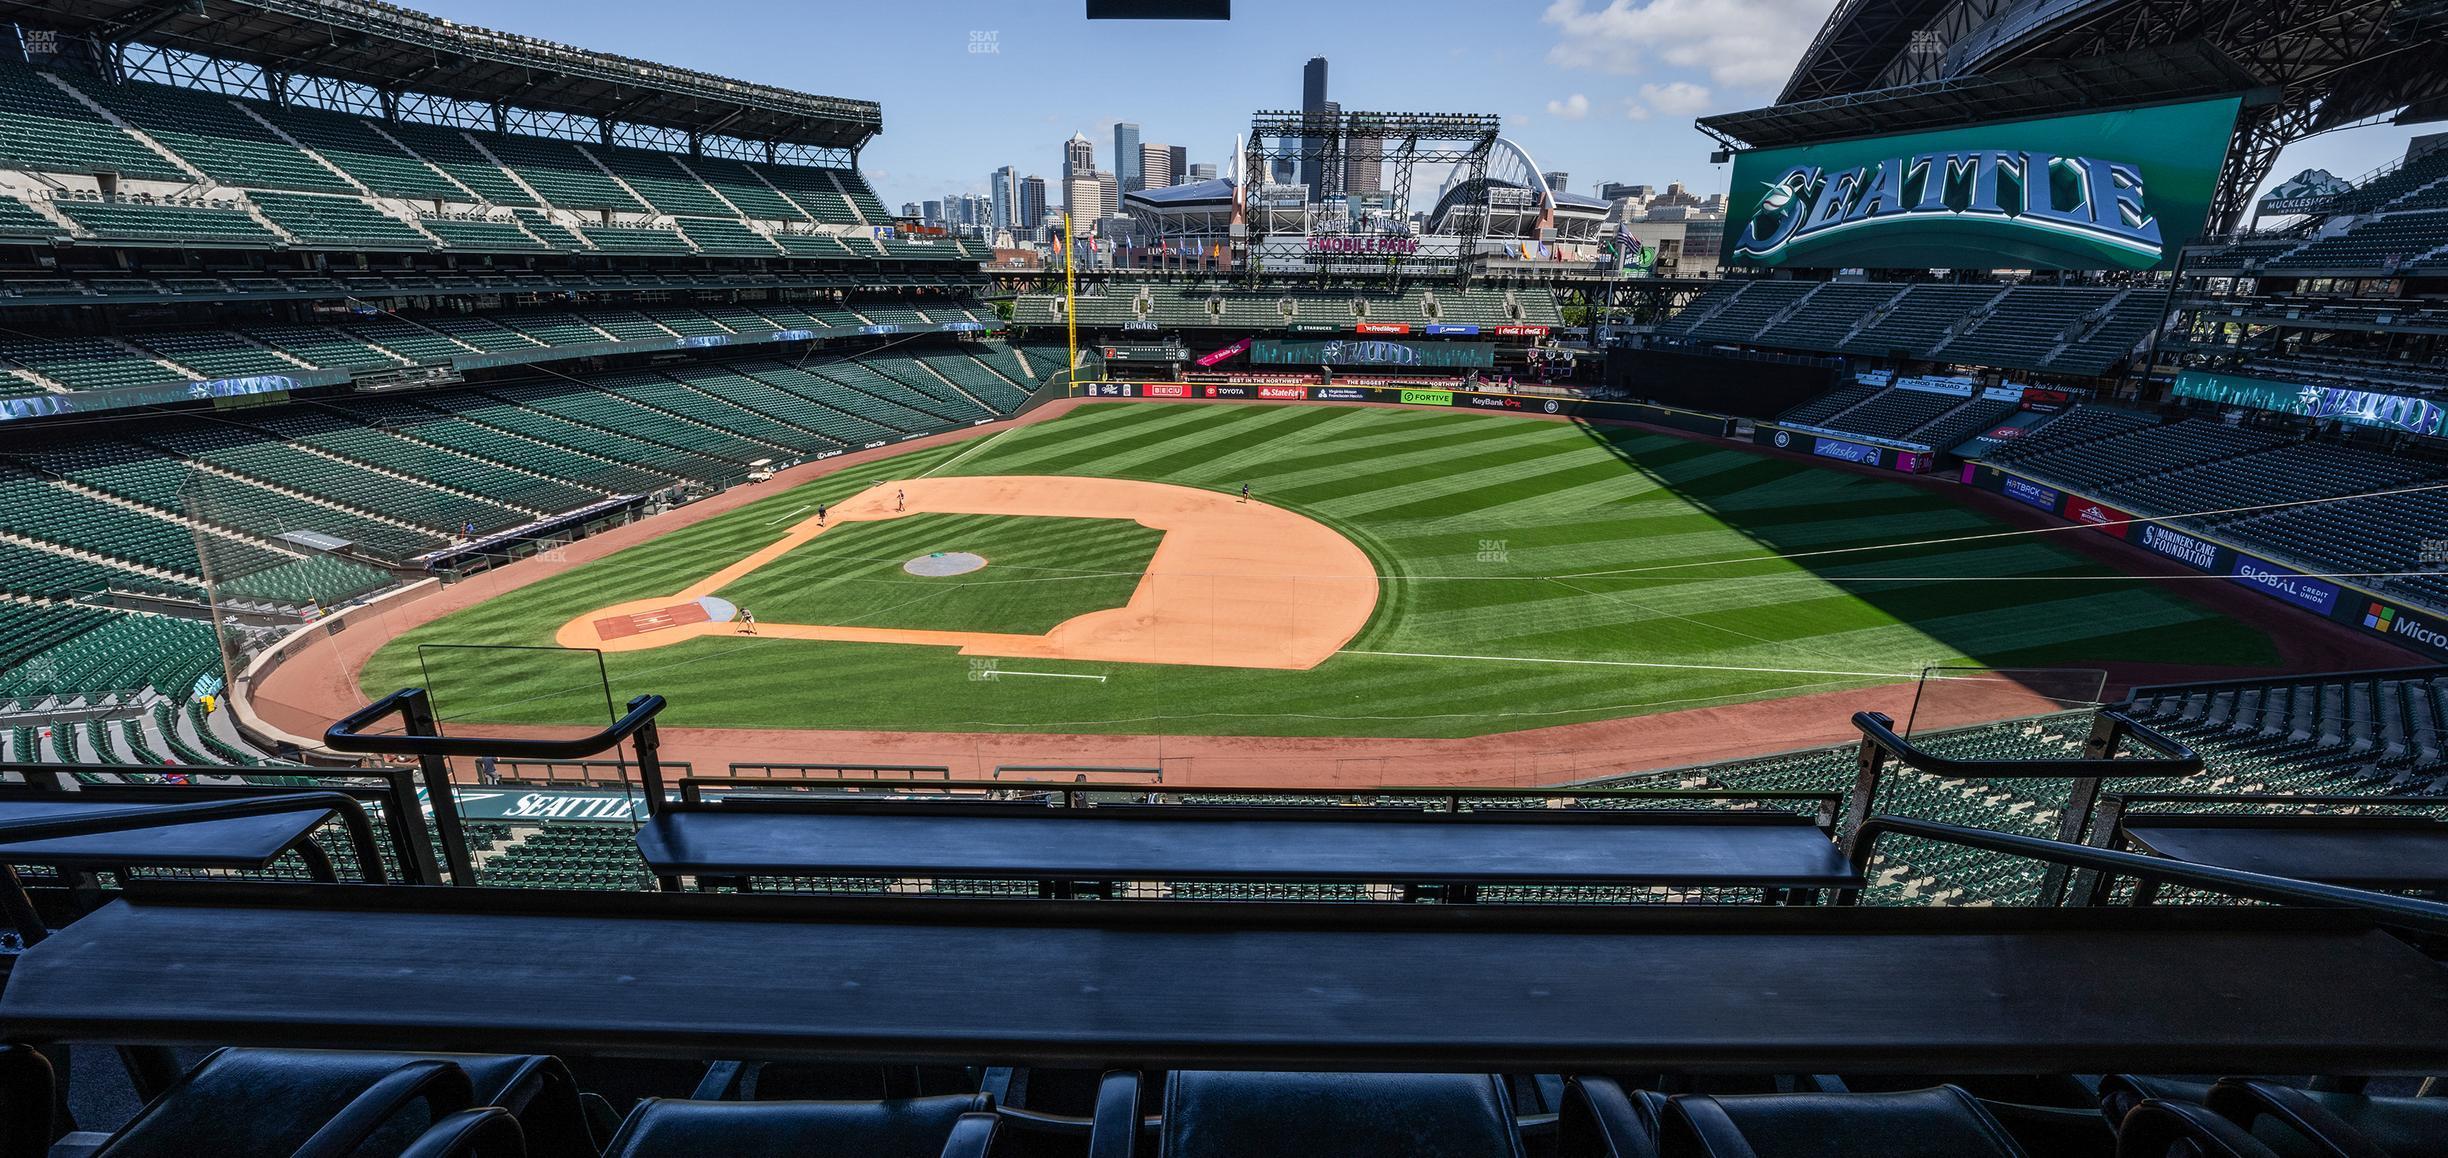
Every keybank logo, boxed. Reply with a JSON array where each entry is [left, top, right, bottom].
[[1736, 150, 2164, 271]]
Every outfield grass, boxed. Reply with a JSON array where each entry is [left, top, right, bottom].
[[716, 513, 1163, 634], [365, 403, 2282, 737]]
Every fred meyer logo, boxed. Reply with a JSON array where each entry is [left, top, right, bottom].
[[2138, 524, 2218, 570], [1399, 389, 1454, 406], [2366, 603, 2448, 651], [1737, 151, 2164, 270]]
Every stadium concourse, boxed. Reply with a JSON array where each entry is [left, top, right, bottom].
[[6, 0, 2448, 1155]]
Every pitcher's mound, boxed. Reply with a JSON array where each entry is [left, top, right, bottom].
[[904, 551, 987, 577]]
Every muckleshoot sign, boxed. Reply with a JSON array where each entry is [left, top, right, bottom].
[[1723, 97, 2241, 272]]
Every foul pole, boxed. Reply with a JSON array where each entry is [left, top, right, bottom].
[[1063, 210, 1079, 393]]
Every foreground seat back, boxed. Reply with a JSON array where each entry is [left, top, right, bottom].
[[1659, 1086, 2030, 1157], [602, 1092, 994, 1158], [2208, 1078, 2448, 1158], [90, 1049, 474, 1158], [1158, 1071, 1527, 1158]]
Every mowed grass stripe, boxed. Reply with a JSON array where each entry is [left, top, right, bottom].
[[368, 402, 2284, 738]]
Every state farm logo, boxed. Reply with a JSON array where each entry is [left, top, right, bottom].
[[1257, 386, 1306, 400]]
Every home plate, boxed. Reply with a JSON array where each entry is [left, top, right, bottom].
[[593, 596, 734, 639]]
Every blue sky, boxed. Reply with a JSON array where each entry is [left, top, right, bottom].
[[413, 0, 2423, 217]]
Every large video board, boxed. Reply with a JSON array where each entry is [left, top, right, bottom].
[[1723, 97, 2241, 271]]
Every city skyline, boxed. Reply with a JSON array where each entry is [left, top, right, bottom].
[[389, 0, 2427, 224]]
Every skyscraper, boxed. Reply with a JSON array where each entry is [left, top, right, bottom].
[[1187, 163, 1217, 181], [988, 166, 1019, 233], [1302, 56, 1329, 201], [1140, 142, 1173, 190], [1097, 170, 1119, 219], [1344, 133, 1381, 196], [1168, 145, 1188, 186], [1114, 122, 1142, 193], [1063, 133, 1094, 181], [1065, 173, 1099, 231], [1019, 175, 1047, 237]]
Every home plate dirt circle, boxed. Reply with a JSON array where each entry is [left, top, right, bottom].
[[904, 551, 987, 577]]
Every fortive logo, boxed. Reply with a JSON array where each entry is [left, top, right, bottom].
[[1736, 150, 2164, 271]]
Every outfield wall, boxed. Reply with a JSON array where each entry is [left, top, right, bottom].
[[1070, 380, 1734, 436], [1750, 424, 1936, 474], [1961, 462, 2448, 663]]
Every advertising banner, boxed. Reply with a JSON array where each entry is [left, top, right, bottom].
[[1076, 381, 1730, 435], [1811, 436, 1884, 466], [1424, 324, 1481, 336], [1355, 322, 1411, 335], [1722, 97, 2243, 271], [1252, 338, 1496, 369], [2002, 477, 2063, 512], [2170, 370, 2446, 439], [1195, 337, 1253, 367], [2064, 496, 2134, 538], [1963, 465, 2448, 661], [1495, 325, 1550, 338], [2228, 556, 2341, 616]]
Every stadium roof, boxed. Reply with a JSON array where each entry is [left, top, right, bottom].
[[4, 0, 881, 149], [1702, 42, 2260, 150], [1124, 177, 1235, 208]]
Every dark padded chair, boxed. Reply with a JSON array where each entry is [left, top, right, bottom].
[[1158, 1071, 1528, 1158], [0, 1045, 53, 1158], [400, 1107, 527, 1158], [1653, 1085, 2032, 1157], [85, 1050, 474, 1158], [2207, 1078, 2448, 1157], [600, 1092, 997, 1157], [81, 1049, 594, 1158], [2100, 1076, 2220, 1131], [2117, 1099, 2287, 1158]]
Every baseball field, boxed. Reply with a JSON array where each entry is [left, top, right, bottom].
[[360, 401, 2282, 739]]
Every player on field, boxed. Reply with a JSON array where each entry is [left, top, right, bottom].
[[739, 608, 757, 635], [896, 488, 906, 513]]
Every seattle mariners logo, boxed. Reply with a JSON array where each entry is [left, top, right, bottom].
[[1772, 430, 1792, 448]]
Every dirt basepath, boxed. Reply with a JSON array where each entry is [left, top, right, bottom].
[[244, 396, 2422, 788]]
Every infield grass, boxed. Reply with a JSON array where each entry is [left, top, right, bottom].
[[365, 402, 2283, 737]]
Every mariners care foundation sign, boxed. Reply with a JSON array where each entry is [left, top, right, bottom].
[[1723, 98, 2241, 272]]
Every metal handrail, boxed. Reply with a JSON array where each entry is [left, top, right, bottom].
[[1845, 709, 2205, 905], [323, 688, 669, 882], [0, 791, 387, 944], [1849, 815, 2448, 937], [1850, 710, 2201, 779]]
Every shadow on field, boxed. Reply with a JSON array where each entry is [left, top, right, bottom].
[[1556, 415, 2276, 693]]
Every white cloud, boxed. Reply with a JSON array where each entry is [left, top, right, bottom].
[[1622, 99, 1652, 121], [1639, 81, 1715, 117], [1542, 0, 1835, 92], [1545, 93, 1592, 120]]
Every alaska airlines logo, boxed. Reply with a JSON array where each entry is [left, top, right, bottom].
[[1737, 151, 2163, 270]]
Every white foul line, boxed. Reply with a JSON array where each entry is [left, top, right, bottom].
[[1336, 648, 1919, 680], [978, 669, 1110, 682]]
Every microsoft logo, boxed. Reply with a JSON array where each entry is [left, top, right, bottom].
[[2365, 603, 2396, 633]]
